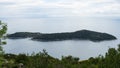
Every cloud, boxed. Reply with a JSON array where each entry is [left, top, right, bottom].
[[0, 0, 120, 19]]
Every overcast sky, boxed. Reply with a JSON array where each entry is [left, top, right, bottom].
[[0, 0, 120, 19]]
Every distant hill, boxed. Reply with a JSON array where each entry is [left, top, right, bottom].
[[7, 30, 117, 42]]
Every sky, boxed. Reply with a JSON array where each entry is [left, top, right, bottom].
[[0, 0, 120, 19]]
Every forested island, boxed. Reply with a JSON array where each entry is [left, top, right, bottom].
[[7, 30, 117, 42]]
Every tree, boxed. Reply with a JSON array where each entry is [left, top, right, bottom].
[[0, 20, 7, 54], [0, 20, 7, 45], [0, 20, 7, 66]]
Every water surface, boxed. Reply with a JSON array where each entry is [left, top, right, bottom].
[[2, 17, 120, 60]]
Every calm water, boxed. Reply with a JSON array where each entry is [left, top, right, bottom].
[[2, 17, 120, 60]]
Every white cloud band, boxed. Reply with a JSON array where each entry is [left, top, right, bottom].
[[0, 0, 120, 18]]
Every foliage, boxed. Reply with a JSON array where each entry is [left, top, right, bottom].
[[0, 21, 7, 45], [1, 44, 120, 68], [0, 21, 7, 67]]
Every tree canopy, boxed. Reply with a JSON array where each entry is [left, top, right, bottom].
[[0, 21, 7, 45], [0, 20, 7, 67]]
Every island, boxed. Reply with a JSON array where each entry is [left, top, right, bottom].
[[7, 30, 117, 42], [7, 32, 41, 39]]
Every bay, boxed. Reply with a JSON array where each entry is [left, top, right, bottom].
[[2, 17, 120, 60]]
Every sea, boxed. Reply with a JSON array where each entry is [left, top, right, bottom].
[[1, 17, 120, 60]]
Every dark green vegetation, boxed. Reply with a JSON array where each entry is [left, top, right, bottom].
[[1, 44, 120, 68], [8, 32, 41, 39], [0, 21, 7, 66], [0, 21, 7, 45], [8, 30, 117, 42]]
